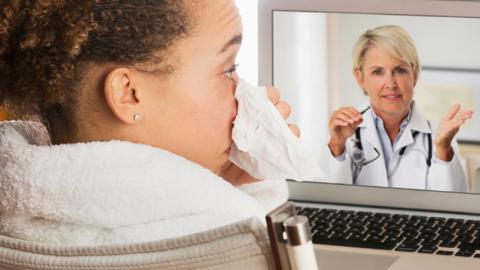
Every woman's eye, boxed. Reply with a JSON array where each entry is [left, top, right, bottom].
[[372, 69, 382, 76], [224, 63, 239, 80], [396, 68, 407, 74]]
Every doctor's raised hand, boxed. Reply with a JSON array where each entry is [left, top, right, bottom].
[[435, 104, 473, 161], [328, 107, 363, 157]]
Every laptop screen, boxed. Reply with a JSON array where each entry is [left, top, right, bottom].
[[272, 10, 480, 194]]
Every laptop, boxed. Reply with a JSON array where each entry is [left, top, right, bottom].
[[259, 0, 480, 269]]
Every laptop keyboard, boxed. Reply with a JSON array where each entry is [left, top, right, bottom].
[[297, 206, 480, 258]]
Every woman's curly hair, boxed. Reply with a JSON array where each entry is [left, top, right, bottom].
[[0, 0, 192, 139]]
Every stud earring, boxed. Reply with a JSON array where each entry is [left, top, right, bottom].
[[133, 113, 141, 121]]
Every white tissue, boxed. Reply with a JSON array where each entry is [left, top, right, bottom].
[[229, 79, 326, 181]]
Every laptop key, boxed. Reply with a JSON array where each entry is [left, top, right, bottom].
[[457, 235, 474, 243], [386, 236, 401, 243], [436, 250, 454, 256], [331, 232, 349, 240], [321, 208, 338, 215], [411, 215, 428, 222], [349, 233, 365, 241], [439, 240, 458, 248], [418, 245, 437, 254], [455, 250, 474, 257], [395, 243, 419, 252], [366, 235, 383, 242], [347, 227, 365, 235], [297, 208, 317, 219], [428, 217, 446, 222], [423, 220, 437, 228], [437, 233, 455, 241], [338, 210, 354, 215], [458, 241, 480, 251], [350, 221, 366, 228], [421, 240, 439, 247]]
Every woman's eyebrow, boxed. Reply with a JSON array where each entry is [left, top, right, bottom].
[[219, 34, 242, 54]]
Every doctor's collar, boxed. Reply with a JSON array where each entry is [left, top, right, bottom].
[[361, 101, 431, 134], [408, 101, 432, 134], [357, 101, 413, 129]]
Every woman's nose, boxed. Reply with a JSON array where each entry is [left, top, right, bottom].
[[385, 72, 397, 89], [232, 71, 240, 84], [230, 72, 240, 94], [229, 72, 240, 97]]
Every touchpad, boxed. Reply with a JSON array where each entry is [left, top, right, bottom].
[[315, 249, 399, 270]]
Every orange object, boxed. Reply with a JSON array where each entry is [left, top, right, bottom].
[[0, 107, 8, 121]]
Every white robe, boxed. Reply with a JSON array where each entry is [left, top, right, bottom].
[[0, 120, 288, 245]]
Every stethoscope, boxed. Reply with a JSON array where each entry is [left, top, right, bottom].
[[351, 107, 432, 183]]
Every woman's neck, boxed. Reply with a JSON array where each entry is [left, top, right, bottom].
[[372, 107, 409, 145], [383, 120, 402, 144]]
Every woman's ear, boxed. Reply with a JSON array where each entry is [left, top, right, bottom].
[[103, 68, 144, 125], [354, 69, 368, 96]]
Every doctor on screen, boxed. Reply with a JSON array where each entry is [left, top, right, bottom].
[[323, 25, 473, 192]]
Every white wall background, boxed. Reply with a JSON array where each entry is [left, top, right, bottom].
[[235, 0, 258, 85], [273, 12, 329, 162]]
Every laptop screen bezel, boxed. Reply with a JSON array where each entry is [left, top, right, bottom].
[[259, 0, 480, 215]]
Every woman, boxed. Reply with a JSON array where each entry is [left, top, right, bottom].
[[0, 0, 297, 244], [323, 25, 472, 192]]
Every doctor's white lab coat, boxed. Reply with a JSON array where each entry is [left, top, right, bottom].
[[321, 104, 468, 192]]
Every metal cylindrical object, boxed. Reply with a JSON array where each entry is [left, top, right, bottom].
[[283, 215, 318, 270], [283, 215, 312, 246]]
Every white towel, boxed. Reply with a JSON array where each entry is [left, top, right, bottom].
[[0, 120, 287, 245]]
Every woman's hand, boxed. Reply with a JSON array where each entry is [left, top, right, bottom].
[[220, 86, 300, 186], [435, 104, 473, 161], [328, 107, 363, 157], [265, 86, 300, 137]]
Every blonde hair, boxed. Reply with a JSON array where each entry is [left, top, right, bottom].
[[352, 25, 420, 80]]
